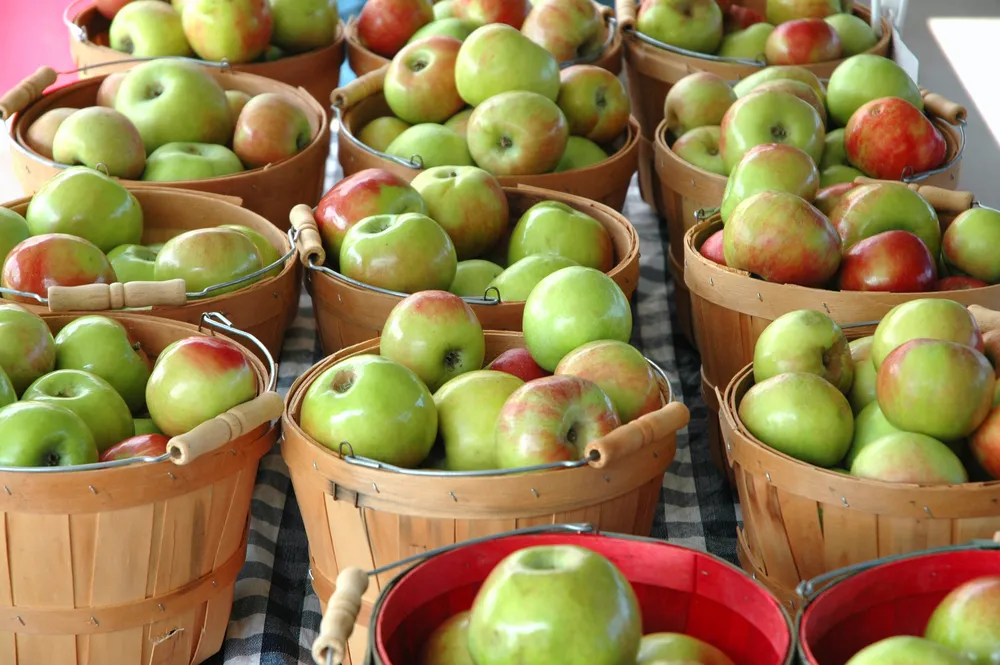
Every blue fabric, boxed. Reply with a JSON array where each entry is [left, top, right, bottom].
[[337, 0, 366, 83]]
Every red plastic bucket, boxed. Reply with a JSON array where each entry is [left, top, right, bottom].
[[797, 536, 1000, 665], [367, 525, 794, 665]]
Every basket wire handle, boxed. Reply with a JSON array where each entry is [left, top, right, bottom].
[[850, 177, 975, 212], [289, 204, 327, 266], [584, 401, 688, 469], [0, 66, 58, 120]]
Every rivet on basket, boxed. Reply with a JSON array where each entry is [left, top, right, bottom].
[[167, 472, 176, 481], [841, 497, 850, 508], [530, 488, 539, 498], [88, 485, 97, 494], [449, 492, 457, 503], [924, 506, 934, 518]]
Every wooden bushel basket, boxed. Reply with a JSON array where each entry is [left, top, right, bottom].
[[656, 89, 969, 350], [683, 181, 993, 483], [797, 535, 1000, 665], [0, 311, 283, 665], [1, 187, 302, 361], [344, 2, 624, 79], [331, 69, 641, 213], [289, 184, 640, 354], [719, 337, 1000, 612], [616, 0, 892, 213], [282, 331, 690, 665], [309, 525, 795, 665], [0, 65, 331, 230], [63, 0, 347, 106]]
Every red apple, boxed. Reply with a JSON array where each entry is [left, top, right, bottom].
[[2, 234, 117, 301], [845, 97, 948, 181], [838, 230, 937, 293], [357, 0, 434, 58], [232, 93, 313, 169], [555, 340, 661, 424], [100, 433, 169, 462], [764, 18, 842, 65], [699, 229, 726, 266], [972, 405, 1000, 479], [452, 0, 528, 28], [487, 348, 551, 382], [384, 35, 465, 125], [937, 276, 990, 291], [813, 181, 858, 216], [724, 4, 767, 32]]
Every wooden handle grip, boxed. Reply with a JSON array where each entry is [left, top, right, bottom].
[[167, 391, 284, 465], [0, 66, 58, 120], [47, 280, 188, 311], [851, 177, 974, 213], [331, 65, 388, 109], [585, 400, 689, 469], [921, 88, 968, 125], [290, 204, 327, 266], [312, 567, 370, 665], [615, 0, 636, 29], [969, 305, 1000, 335], [994, 531, 1000, 543]]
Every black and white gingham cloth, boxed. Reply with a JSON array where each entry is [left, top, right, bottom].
[[204, 130, 742, 665]]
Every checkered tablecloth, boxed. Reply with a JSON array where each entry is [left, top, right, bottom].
[[205, 129, 742, 665]]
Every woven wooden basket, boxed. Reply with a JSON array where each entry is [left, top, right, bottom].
[[683, 182, 990, 483], [1, 187, 301, 361], [282, 330, 689, 665], [657, 90, 968, 350], [331, 68, 640, 212], [0, 311, 282, 665], [344, 2, 624, 78], [616, 0, 892, 213], [63, 0, 347, 105], [0, 65, 330, 230], [290, 183, 640, 354]]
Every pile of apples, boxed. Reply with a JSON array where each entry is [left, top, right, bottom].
[[313, 166, 617, 300], [354, 16, 631, 175], [0, 304, 259, 467], [0, 167, 282, 300], [299, 270, 651, 472], [416, 542, 742, 665], [738, 299, 1000, 484], [637, 0, 878, 65], [25, 59, 312, 181], [98, 0, 340, 63], [843, 576, 1000, 664]]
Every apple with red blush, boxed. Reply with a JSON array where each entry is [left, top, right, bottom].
[[845, 97, 948, 181], [100, 433, 169, 462], [699, 229, 726, 266], [451, 0, 527, 28], [937, 276, 990, 291], [765, 18, 842, 65], [2, 234, 117, 301], [356, 0, 434, 58], [837, 230, 937, 293], [487, 348, 551, 383], [555, 340, 661, 424]]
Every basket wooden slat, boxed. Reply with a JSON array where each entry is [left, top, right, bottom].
[[282, 330, 687, 665], [0, 312, 276, 665]]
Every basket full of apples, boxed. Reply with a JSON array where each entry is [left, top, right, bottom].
[[0, 167, 302, 359], [798, 536, 1000, 665], [281, 287, 690, 662], [0, 304, 281, 664], [290, 167, 639, 353], [1, 59, 331, 229], [332, 21, 640, 212], [717, 301, 1000, 608], [345, 0, 623, 79], [63, 0, 347, 106], [309, 525, 795, 665]]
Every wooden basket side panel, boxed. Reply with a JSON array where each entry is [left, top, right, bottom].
[[692, 297, 768, 395]]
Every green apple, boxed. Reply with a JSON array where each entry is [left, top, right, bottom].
[[299, 354, 437, 467], [753, 309, 854, 393], [54, 314, 153, 414], [821, 164, 864, 187], [221, 224, 283, 278], [357, 116, 412, 152], [154, 228, 264, 295], [732, 65, 826, 102], [523, 266, 632, 372], [663, 71, 737, 138], [0, 401, 98, 467], [107, 244, 159, 283], [872, 298, 984, 369], [449, 259, 503, 297], [409, 17, 478, 43], [0, 304, 56, 396], [830, 182, 941, 257], [146, 335, 258, 436], [847, 335, 877, 413], [134, 417, 163, 435], [0, 368, 14, 411], [269, 0, 337, 53], [0, 209, 30, 267], [410, 165, 509, 260], [51, 107, 146, 179], [386, 124, 474, 169], [846, 636, 970, 665], [487, 255, 578, 302], [182, 0, 273, 63], [739, 372, 853, 466], [433, 0, 453, 20], [226, 90, 252, 123], [466, 91, 569, 176], [25, 166, 143, 254], [845, 400, 901, 469], [925, 576, 1000, 664], [455, 23, 561, 107], [943, 206, 1000, 284], [419, 612, 474, 665], [555, 340, 660, 424], [261, 44, 285, 61], [638, 633, 735, 665], [109, 0, 193, 57], [24, 107, 77, 160], [826, 54, 923, 128], [718, 23, 774, 59], [23, 369, 134, 453], [720, 90, 825, 173], [380, 290, 485, 392], [820, 127, 848, 169], [636, 0, 723, 54], [508, 201, 614, 272], [766, 0, 839, 24], [443, 108, 472, 140], [850, 431, 968, 484], [384, 35, 465, 125], [748, 78, 827, 126], [825, 13, 877, 56], [720, 143, 820, 223], [671, 126, 726, 175], [114, 59, 233, 153], [556, 64, 631, 144], [468, 545, 642, 665], [554, 136, 608, 172], [340, 213, 457, 293], [142, 142, 245, 181], [434, 369, 523, 470]]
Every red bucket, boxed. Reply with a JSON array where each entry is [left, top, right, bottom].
[[797, 536, 1000, 665], [361, 525, 794, 665]]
